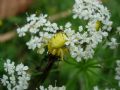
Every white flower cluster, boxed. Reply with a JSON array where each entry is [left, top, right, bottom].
[[17, 0, 112, 62], [17, 14, 58, 37], [115, 60, 120, 87], [64, 0, 112, 61], [93, 86, 116, 90], [107, 38, 118, 49], [73, 0, 112, 31], [38, 85, 66, 90], [17, 14, 59, 54], [0, 59, 30, 90]]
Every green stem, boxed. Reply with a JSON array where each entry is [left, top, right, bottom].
[[28, 54, 58, 90]]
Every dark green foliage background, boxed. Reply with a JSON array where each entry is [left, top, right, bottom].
[[0, 0, 120, 90]]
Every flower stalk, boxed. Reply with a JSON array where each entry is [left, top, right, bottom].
[[28, 54, 58, 90]]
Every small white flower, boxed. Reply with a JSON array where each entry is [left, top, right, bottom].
[[9, 74, 16, 86], [107, 38, 118, 49], [93, 86, 99, 90], [1, 75, 9, 86], [26, 36, 42, 50], [27, 14, 38, 22], [116, 26, 120, 35], [4, 59, 15, 75], [16, 63, 28, 75], [65, 22, 72, 28], [78, 26, 83, 32], [105, 88, 116, 90], [115, 60, 120, 87], [93, 86, 116, 90], [39, 85, 66, 90]]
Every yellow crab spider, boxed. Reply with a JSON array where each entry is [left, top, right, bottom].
[[48, 31, 68, 60]]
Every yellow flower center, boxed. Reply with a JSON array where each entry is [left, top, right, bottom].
[[95, 21, 101, 31], [48, 32, 68, 60]]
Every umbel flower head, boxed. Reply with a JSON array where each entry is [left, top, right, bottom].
[[17, 0, 112, 62], [0, 59, 30, 90]]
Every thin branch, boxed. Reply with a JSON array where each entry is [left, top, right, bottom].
[[0, 31, 16, 43], [48, 9, 72, 22], [28, 55, 58, 90]]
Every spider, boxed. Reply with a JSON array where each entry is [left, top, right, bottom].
[[48, 30, 68, 60]]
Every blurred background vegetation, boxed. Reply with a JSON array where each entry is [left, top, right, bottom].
[[0, 0, 120, 90]]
